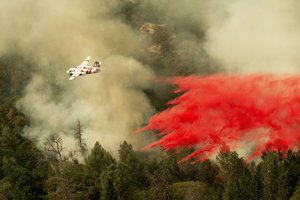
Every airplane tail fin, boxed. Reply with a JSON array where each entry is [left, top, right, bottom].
[[93, 61, 101, 68]]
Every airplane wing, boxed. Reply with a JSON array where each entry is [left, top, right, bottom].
[[69, 70, 81, 80], [78, 56, 91, 68]]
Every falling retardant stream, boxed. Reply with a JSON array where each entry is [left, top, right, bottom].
[[139, 74, 300, 162]]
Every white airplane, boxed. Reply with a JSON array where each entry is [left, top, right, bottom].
[[66, 56, 101, 80]]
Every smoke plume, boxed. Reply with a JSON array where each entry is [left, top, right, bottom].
[[204, 0, 300, 73], [2, 0, 300, 158], [0, 0, 155, 155]]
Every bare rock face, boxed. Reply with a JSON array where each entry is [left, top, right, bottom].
[[147, 45, 162, 54], [139, 22, 187, 76], [140, 23, 173, 55], [140, 23, 163, 55], [139, 22, 157, 35]]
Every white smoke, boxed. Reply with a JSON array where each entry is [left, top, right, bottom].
[[0, 0, 155, 155], [204, 0, 300, 73], [3, 0, 300, 158], [138, 0, 300, 73], [18, 56, 154, 154]]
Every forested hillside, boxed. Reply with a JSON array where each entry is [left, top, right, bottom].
[[0, 89, 300, 199], [0, 55, 32, 104], [0, 101, 300, 199], [1, 0, 300, 199]]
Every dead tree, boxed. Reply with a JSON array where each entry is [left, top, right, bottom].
[[43, 134, 72, 199], [74, 120, 88, 156], [44, 134, 66, 173]]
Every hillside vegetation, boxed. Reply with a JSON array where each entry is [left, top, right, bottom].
[[0, 1, 300, 199]]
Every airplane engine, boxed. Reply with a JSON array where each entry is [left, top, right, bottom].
[[67, 68, 76, 73], [93, 61, 101, 68]]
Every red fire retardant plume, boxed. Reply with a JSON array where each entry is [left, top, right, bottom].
[[139, 74, 300, 162]]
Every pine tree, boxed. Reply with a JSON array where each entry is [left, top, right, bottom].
[[0, 126, 47, 199], [84, 142, 115, 199], [281, 150, 300, 198], [62, 160, 88, 199], [199, 160, 223, 199], [0, 156, 26, 199], [291, 184, 300, 200], [114, 162, 133, 200], [119, 141, 134, 164], [260, 151, 283, 200], [85, 142, 115, 177], [252, 165, 263, 200], [149, 158, 171, 200], [118, 141, 149, 189], [217, 152, 255, 200], [0, 156, 46, 200], [99, 164, 117, 200]]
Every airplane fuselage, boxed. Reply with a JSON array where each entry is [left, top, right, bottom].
[[67, 57, 101, 80], [67, 66, 100, 77]]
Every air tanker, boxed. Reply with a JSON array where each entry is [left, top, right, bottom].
[[66, 56, 101, 80]]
